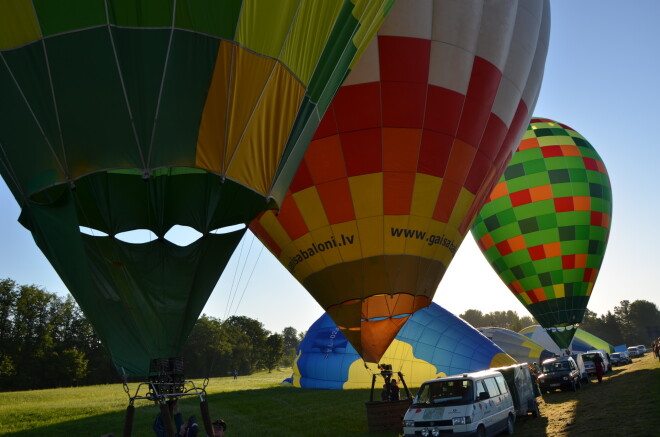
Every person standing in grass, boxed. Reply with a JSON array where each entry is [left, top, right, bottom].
[[592, 353, 604, 383]]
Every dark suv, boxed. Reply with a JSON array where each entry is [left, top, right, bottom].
[[537, 356, 581, 393]]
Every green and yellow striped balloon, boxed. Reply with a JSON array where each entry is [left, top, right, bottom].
[[471, 118, 612, 349], [0, 0, 391, 376]]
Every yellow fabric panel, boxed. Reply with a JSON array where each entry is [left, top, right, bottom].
[[521, 339, 546, 359], [410, 173, 443, 219], [0, 0, 40, 50], [343, 339, 443, 389], [226, 62, 305, 195], [356, 216, 384, 258], [586, 282, 594, 297], [537, 135, 576, 147], [349, 0, 391, 69], [280, 0, 343, 85], [331, 221, 362, 263], [196, 41, 232, 172], [383, 215, 411, 256], [309, 226, 345, 268], [257, 212, 292, 256], [285, 233, 321, 282], [235, 0, 298, 60], [519, 292, 533, 306], [292, 186, 329, 231], [221, 46, 275, 176], [427, 221, 461, 266], [448, 187, 476, 229], [292, 349, 303, 388], [349, 173, 383, 219], [553, 283, 565, 298], [489, 353, 517, 368]]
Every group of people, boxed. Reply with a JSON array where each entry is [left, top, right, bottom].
[[381, 378, 401, 401], [153, 399, 227, 437]]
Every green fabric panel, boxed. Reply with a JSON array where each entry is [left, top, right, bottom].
[[504, 176, 531, 193], [46, 29, 141, 174], [522, 158, 547, 175], [568, 168, 588, 183], [524, 171, 550, 186], [557, 211, 590, 227], [111, 28, 170, 158], [236, 0, 298, 59], [307, 1, 358, 106], [0, 43, 65, 195], [270, 97, 319, 206], [34, 0, 106, 35], [523, 229, 558, 247], [497, 208, 517, 226], [536, 213, 558, 230], [149, 31, 219, 168], [175, 0, 241, 38], [551, 183, 576, 197], [20, 173, 249, 376], [107, 0, 173, 27]]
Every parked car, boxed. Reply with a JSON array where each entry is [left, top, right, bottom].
[[635, 345, 647, 355], [402, 369, 516, 437], [609, 352, 630, 366], [570, 353, 590, 382], [627, 346, 641, 358], [582, 350, 612, 375], [537, 356, 581, 393]]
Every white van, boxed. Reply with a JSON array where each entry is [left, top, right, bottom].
[[402, 370, 515, 437]]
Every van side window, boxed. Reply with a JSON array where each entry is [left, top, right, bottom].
[[483, 378, 500, 396], [476, 380, 487, 397], [494, 375, 509, 394]]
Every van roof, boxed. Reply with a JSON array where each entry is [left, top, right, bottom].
[[420, 369, 503, 385]]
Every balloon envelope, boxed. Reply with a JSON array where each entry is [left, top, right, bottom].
[[293, 303, 515, 389], [477, 327, 554, 365], [520, 325, 614, 355], [471, 118, 613, 349], [0, 1, 391, 376], [251, 0, 550, 363]]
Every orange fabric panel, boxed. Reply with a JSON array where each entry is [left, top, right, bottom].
[[518, 137, 540, 151], [360, 317, 408, 363], [489, 181, 509, 201], [574, 253, 588, 269], [316, 178, 355, 225], [573, 196, 591, 211], [544, 241, 562, 258], [433, 180, 461, 223], [383, 128, 421, 172], [529, 184, 553, 202], [444, 139, 477, 185], [277, 192, 309, 241], [560, 144, 581, 156], [196, 41, 233, 172], [383, 172, 414, 215], [508, 235, 527, 252], [306, 135, 347, 184]]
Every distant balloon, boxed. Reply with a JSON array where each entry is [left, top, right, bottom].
[[0, 1, 391, 376], [472, 119, 612, 349], [477, 327, 554, 365], [293, 303, 515, 389], [251, 0, 550, 363], [520, 325, 614, 354]]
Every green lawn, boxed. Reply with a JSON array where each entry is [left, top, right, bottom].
[[1, 356, 658, 436], [0, 368, 398, 436]]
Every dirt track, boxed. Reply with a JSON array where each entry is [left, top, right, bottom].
[[512, 354, 660, 437]]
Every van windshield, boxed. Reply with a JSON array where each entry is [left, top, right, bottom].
[[414, 379, 474, 406]]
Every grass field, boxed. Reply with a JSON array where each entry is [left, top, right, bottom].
[[0, 355, 658, 436]]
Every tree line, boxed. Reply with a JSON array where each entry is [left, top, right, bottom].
[[460, 299, 660, 347], [0, 278, 303, 392]]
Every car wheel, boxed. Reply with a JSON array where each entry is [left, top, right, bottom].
[[506, 414, 515, 435], [476, 425, 486, 437], [571, 380, 577, 392]]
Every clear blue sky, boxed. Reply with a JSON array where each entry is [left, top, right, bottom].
[[1, 1, 658, 335]]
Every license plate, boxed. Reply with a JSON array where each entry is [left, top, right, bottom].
[[550, 383, 560, 387]]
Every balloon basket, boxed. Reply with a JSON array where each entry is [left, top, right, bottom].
[[365, 366, 413, 433]]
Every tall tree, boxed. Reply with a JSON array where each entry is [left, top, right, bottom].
[[263, 333, 284, 372]]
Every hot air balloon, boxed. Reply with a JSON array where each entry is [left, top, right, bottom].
[[0, 1, 392, 377], [477, 327, 554, 365], [250, 0, 550, 363], [293, 303, 515, 389], [472, 118, 613, 349], [520, 325, 614, 355]]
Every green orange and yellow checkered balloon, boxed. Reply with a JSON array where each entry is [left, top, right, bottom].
[[471, 118, 612, 349]]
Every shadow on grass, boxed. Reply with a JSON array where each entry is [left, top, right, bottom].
[[4, 386, 404, 437]]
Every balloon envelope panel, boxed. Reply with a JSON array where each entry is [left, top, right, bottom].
[[472, 118, 612, 349], [252, 0, 550, 363], [520, 325, 614, 355], [0, 0, 391, 376], [478, 327, 554, 365], [293, 303, 515, 389]]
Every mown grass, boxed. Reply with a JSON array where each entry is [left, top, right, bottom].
[[0, 356, 658, 436]]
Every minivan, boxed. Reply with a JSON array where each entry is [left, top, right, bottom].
[[402, 370, 515, 437], [582, 350, 611, 375]]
